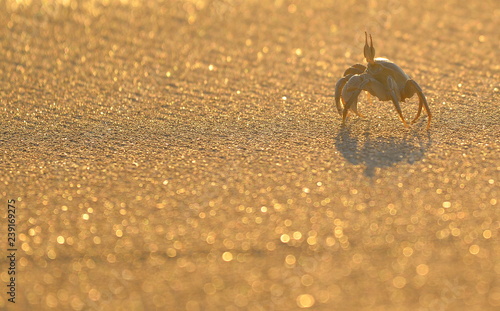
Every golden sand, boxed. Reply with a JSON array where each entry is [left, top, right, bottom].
[[0, 0, 499, 310]]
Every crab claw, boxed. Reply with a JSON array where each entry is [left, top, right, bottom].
[[335, 75, 351, 116], [341, 74, 364, 122]]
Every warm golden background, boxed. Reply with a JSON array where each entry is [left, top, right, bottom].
[[1, 0, 499, 310]]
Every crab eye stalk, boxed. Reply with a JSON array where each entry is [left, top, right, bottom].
[[363, 32, 376, 64]]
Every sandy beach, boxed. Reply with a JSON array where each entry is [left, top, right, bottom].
[[0, 0, 499, 310]]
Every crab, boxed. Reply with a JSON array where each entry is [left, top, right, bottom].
[[335, 32, 431, 129]]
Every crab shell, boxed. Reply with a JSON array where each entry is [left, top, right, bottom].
[[368, 58, 410, 95]]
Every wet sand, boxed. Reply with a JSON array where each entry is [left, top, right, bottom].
[[0, 0, 499, 310]]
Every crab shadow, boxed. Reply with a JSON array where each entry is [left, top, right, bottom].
[[335, 124, 431, 177]]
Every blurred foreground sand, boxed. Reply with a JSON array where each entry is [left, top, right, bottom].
[[0, 0, 499, 310]]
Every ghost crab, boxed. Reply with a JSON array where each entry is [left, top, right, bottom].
[[335, 32, 431, 129]]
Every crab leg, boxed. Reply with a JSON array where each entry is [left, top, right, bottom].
[[387, 76, 409, 127], [405, 80, 432, 129]]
